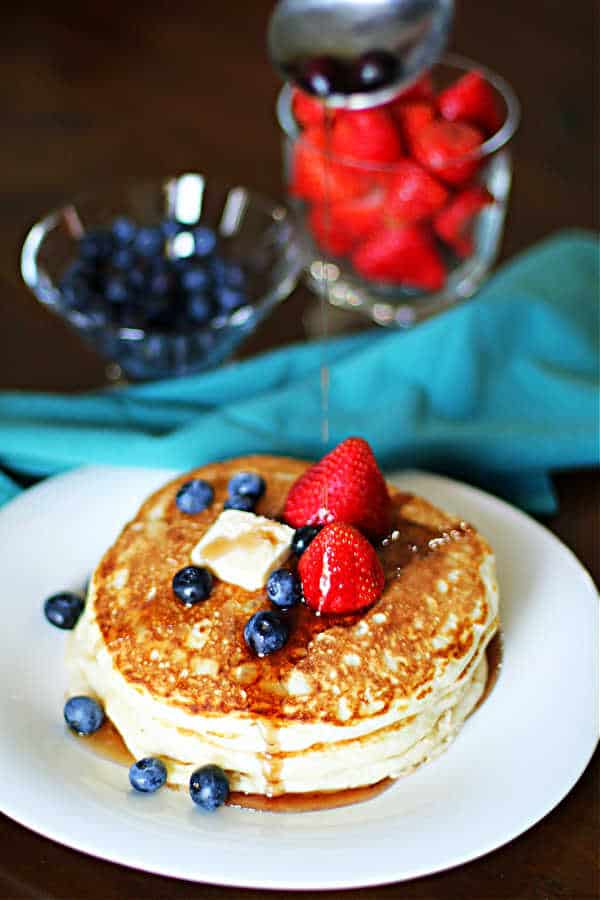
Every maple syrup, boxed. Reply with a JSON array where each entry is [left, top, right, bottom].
[[74, 632, 499, 814]]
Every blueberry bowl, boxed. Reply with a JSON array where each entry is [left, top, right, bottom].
[[21, 174, 302, 380]]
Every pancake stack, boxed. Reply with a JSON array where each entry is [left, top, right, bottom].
[[68, 455, 499, 797]]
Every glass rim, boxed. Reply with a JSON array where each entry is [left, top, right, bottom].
[[276, 52, 521, 170]]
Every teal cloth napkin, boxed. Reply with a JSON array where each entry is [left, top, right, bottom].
[[1, 230, 598, 514]]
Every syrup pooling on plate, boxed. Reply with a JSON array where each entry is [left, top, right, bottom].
[[65, 450, 499, 810]]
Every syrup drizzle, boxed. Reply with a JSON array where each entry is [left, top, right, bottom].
[[318, 107, 336, 449], [72, 636, 501, 813]]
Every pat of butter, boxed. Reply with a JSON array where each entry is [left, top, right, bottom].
[[190, 510, 294, 592]]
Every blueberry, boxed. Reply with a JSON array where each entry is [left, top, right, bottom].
[[44, 591, 85, 629], [105, 275, 129, 304], [59, 273, 90, 309], [211, 257, 226, 284], [129, 757, 167, 793], [149, 268, 174, 296], [227, 471, 265, 501], [172, 566, 213, 605], [186, 293, 215, 326], [161, 219, 182, 239], [181, 265, 210, 293], [193, 226, 217, 257], [223, 494, 256, 512], [291, 525, 322, 557], [266, 569, 302, 610], [217, 287, 246, 314], [63, 696, 105, 735], [176, 479, 214, 514], [189, 764, 229, 810], [79, 230, 113, 261], [244, 610, 290, 656], [224, 264, 246, 289], [134, 227, 163, 257], [111, 247, 136, 270], [127, 265, 147, 292], [112, 217, 137, 246]]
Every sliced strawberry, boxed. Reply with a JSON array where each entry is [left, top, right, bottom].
[[412, 119, 484, 186], [283, 437, 391, 537], [327, 185, 386, 242], [291, 87, 329, 129], [308, 205, 355, 257], [298, 523, 385, 614], [393, 101, 436, 152], [385, 159, 449, 225], [352, 224, 446, 290], [434, 186, 494, 257], [438, 71, 503, 136], [396, 73, 435, 104], [290, 128, 369, 203], [331, 108, 403, 164]]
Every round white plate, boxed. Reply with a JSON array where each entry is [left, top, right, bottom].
[[0, 466, 597, 890]]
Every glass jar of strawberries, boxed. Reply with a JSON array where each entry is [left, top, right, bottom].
[[277, 54, 520, 326]]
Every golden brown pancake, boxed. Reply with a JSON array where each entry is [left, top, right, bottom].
[[68, 455, 499, 796]]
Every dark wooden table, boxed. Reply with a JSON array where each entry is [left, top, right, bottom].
[[0, 1, 597, 898]]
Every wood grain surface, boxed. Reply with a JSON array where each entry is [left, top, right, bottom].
[[0, 1, 597, 898]]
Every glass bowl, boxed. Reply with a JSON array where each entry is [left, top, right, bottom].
[[277, 54, 520, 327], [21, 174, 303, 380]]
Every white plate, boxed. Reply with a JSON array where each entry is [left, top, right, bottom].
[[0, 466, 597, 890]]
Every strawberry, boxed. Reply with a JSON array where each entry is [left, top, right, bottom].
[[395, 73, 435, 104], [331, 108, 403, 164], [327, 185, 386, 242], [352, 224, 446, 290], [283, 437, 391, 536], [385, 159, 449, 225], [291, 87, 329, 129], [393, 101, 436, 151], [298, 523, 385, 614], [412, 119, 483, 186], [434, 186, 494, 257], [438, 71, 503, 136], [308, 205, 356, 257], [290, 128, 368, 203]]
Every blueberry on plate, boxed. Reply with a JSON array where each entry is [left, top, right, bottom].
[[189, 764, 229, 810], [175, 479, 214, 514], [244, 610, 290, 657], [227, 472, 265, 501], [129, 757, 167, 793], [223, 494, 255, 512], [44, 591, 85, 629], [291, 525, 322, 557], [266, 568, 302, 610], [172, 566, 213, 605], [63, 696, 105, 735]]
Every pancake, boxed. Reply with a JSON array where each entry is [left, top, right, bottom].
[[67, 455, 499, 797]]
